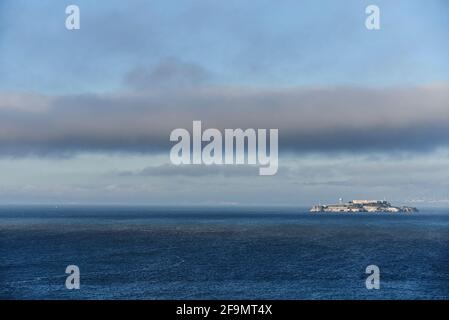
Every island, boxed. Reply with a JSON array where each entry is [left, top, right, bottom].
[[310, 200, 418, 213]]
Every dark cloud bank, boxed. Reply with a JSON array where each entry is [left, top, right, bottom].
[[0, 81, 448, 156]]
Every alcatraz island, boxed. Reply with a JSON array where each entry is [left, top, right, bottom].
[[310, 199, 418, 213]]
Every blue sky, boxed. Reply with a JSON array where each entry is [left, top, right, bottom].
[[0, 1, 449, 205], [1, 0, 448, 93]]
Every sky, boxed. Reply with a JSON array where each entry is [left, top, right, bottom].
[[0, 0, 449, 206]]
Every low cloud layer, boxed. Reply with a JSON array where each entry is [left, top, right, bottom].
[[0, 83, 448, 156], [117, 164, 261, 177]]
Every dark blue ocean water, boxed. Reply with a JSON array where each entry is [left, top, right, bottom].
[[0, 206, 448, 300]]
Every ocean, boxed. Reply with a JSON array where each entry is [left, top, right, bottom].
[[1, 206, 448, 300]]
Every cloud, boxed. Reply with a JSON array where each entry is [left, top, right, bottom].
[[117, 164, 260, 177], [124, 58, 211, 89], [0, 92, 52, 112], [0, 83, 448, 156]]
